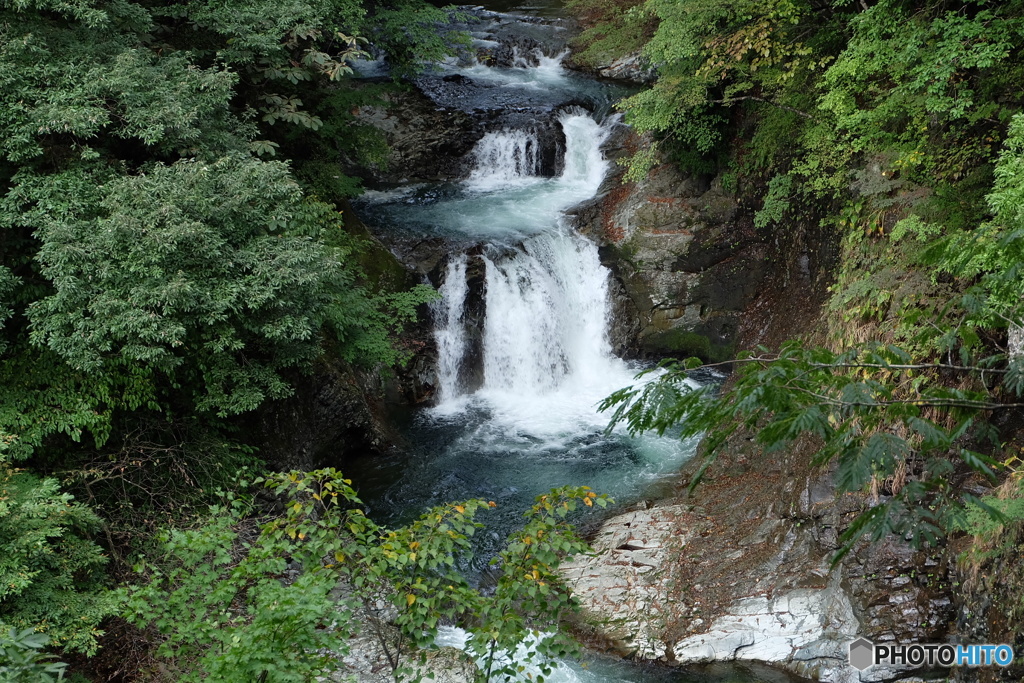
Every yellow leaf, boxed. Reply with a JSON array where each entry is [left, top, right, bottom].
[[454, 505, 465, 514], [409, 541, 420, 550], [335, 551, 345, 562], [292, 502, 302, 512], [406, 593, 417, 606], [409, 552, 417, 562], [584, 497, 593, 507], [288, 529, 297, 539], [298, 532, 306, 540]]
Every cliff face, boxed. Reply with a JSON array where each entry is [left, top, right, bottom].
[[569, 124, 836, 362], [563, 428, 956, 683], [564, 128, 962, 683]]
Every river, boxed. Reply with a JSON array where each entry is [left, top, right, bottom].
[[345, 4, 803, 682]]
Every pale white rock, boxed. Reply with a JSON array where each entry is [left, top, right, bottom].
[[597, 53, 655, 83], [561, 504, 687, 660], [328, 627, 475, 683], [562, 506, 913, 683]]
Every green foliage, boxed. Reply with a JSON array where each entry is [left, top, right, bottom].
[[930, 113, 1024, 339], [125, 470, 608, 682], [565, 0, 654, 68], [818, 2, 1019, 156], [23, 155, 350, 417], [602, 342, 1011, 559], [0, 0, 456, 671], [123, 490, 353, 682], [0, 267, 16, 355], [0, 465, 119, 655], [0, 627, 69, 682], [579, 0, 1024, 212], [464, 485, 608, 683], [0, 0, 446, 461], [753, 173, 792, 229], [363, 1, 470, 79]]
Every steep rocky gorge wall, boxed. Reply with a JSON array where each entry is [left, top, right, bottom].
[[568, 123, 837, 362], [558, 124, 998, 683], [562, 428, 958, 683]]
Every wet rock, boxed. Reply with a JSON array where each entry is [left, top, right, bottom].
[[352, 87, 486, 184], [596, 53, 656, 84], [255, 358, 397, 472], [568, 131, 762, 361]]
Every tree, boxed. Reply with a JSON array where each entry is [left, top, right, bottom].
[[0, 461, 119, 655], [0, 0, 442, 460], [0, 0, 453, 669], [125, 470, 608, 682]]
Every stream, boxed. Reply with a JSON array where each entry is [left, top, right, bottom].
[[344, 3, 803, 682]]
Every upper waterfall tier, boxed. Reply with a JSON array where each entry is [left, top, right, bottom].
[[360, 110, 614, 242]]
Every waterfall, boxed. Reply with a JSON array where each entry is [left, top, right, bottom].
[[480, 230, 611, 395], [466, 129, 541, 191], [348, 31, 704, 631], [432, 253, 469, 405], [558, 109, 613, 190], [345, 26, 711, 683], [431, 110, 637, 438]]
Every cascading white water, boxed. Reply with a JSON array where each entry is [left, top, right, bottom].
[[559, 109, 612, 189], [432, 253, 469, 405], [428, 109, 663, 441], [480, 230, 610, 395], [361, 110, 617, 241], [466, 129, 541, 191], [442, 46, 572, 91], [473, 228, 644, 438], [432, 111, 614, 410]]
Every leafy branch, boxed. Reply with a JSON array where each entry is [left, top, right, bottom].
[[125, 471, 609, 681], [602, 340, 1017, 560]]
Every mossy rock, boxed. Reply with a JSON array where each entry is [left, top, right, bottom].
[[640, 328, 734, 363], [340, 200, 414, 293]]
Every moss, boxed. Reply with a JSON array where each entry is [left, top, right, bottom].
[[641, 328, 734, 363], [357, 239, 414, 293], [339, 200, 414, 293]]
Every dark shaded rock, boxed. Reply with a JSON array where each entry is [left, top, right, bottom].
[[455, 250, 488, 394], [256, 359, 396, 472], [568, 128, 759, 362], [352, 86, 487, 184]]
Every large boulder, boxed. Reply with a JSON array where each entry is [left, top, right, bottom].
[[351, 86, 486, 184]]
